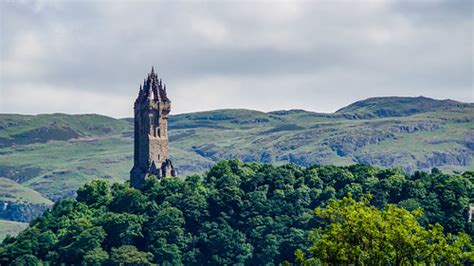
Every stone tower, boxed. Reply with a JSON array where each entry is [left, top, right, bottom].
[[130, 67, 176, 188]]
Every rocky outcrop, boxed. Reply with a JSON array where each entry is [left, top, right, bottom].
[[192, 144, 222, 161], [0, 201, 50, 222], [416, 149, 472, 169], [279, 150, 332, 167], [326, 131, 395, 156], [354, 149, 472, 173], [391, 122, 441, 133]]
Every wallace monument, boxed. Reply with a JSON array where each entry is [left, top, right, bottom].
[[130, 67, 176, 188]]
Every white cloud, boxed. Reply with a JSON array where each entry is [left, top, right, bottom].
[[1, 83, 132, 117]]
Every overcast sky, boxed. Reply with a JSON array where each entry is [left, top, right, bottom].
[[0, 0, 472, 117]]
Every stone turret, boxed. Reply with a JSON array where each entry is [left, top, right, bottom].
[[130, 67, 176, 188]]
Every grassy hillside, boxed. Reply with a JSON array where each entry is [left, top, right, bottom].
[[0, 178, 52, 222], [0, 220, 27, 242], [0, 96, 472, 222], [0, 178, 52, 205], [336, 96, 471, 118]]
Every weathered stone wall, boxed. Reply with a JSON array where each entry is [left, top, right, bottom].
[[130, 69, 176, 188]]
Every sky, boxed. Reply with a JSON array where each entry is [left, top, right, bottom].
[[0, 0, 472, 118]]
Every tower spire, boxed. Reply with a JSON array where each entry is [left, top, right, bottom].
[[151, 66, 155, 74]]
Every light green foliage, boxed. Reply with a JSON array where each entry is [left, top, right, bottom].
[[84, 247, 109, 264], [109, 245, 154, 264], [296, 196, 473, 264]]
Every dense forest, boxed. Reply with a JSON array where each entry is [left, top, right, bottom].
[[0, 160, 472, 264]]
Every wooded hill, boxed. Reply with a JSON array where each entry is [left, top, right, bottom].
[[0, 160, 472, 264]]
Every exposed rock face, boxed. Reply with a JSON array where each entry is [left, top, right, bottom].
[[391, 122, 441, 133], [327, 131, 396, 156], [130, 67, 176, 188], [0, 201, 50, 222], [416, 149, 471, 169]]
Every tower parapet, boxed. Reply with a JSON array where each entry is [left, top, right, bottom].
[[130, 67, 176, 188]]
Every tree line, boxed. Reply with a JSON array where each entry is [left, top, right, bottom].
[[0, 160, 472, 264]]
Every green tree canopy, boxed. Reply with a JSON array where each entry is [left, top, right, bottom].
[[109, 245, 154, 265], [1, 160, 472, 264], [296, 196, 473, 265]]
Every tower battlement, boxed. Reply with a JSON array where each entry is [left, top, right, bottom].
[[130, 67, 176, 188]]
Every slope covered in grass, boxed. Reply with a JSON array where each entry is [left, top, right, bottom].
[[0, 220, 27, 242], [0, 178, 52, 222], [336, 96, 472, 118], [0, 96, 472, 223]]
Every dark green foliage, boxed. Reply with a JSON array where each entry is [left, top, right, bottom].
[[0, 161, 472, 264], [12, 254, 41, 265], [99, 213, 145, 249], [77, 179, 112, 207]]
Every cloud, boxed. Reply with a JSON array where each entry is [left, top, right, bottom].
[[0, 0, 472, 117], [1, 82, 131, 117]]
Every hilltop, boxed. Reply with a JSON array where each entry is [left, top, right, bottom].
[[336, 96, 470, 118], [0, 96, 472, 224]]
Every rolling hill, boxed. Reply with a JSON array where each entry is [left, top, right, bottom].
[[0, 220, 27, 242], [0, 96, 472, 225]]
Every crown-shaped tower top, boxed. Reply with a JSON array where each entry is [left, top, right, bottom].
[[131, 67, 176, 188], [136, 67, 169, 104]]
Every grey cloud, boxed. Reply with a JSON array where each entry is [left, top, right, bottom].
[[0, 0, 472, 117], [392, 0, 473, 23]]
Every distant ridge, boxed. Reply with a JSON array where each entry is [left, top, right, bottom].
[[336, 96, 472, 118]]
